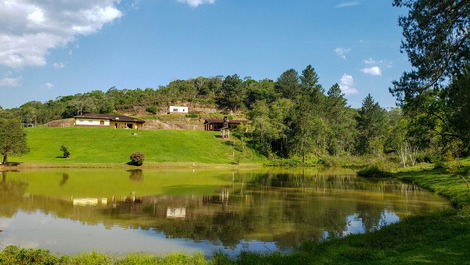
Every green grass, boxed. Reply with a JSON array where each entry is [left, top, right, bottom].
[[13, 127, 266, 165]]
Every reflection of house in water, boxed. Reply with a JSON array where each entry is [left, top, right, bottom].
[[72, 198, 108, 206], [166, 208, 186, 218]]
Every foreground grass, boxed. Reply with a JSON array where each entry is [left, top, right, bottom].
[[13, 128, 265, 165], [2, 160, 468, 265]]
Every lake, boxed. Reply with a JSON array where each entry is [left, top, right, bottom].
[[0, 168, 449, 256]]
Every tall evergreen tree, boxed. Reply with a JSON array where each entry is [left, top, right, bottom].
[[325, 84, 356, 155], [355, 94, 386, 155], [217, 74, 245, 113], [275, 69, 300, 99]]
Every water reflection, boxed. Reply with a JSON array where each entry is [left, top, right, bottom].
[[0, 169, 449, 255]]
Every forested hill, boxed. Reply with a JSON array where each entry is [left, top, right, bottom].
[[1, 65, 352, 125], [1, 63, 467, 161]]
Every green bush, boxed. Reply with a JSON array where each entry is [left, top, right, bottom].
[[129, 152, 145, 166], [265, 159, 316, 167], [145, 106, 158, 114], [185, 114, 199, 118], [60, 145, 70, 158], [357, 165, 392, 178]]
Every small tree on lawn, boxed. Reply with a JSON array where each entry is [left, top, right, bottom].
[[0, 118, 29, 164], [60, 145, 70, 158], [130, 152, 145, 166]]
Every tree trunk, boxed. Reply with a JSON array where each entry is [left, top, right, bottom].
[[2, 153, 7, 165]]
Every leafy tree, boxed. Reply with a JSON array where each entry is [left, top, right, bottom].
[[0, 118, 29, 164], [391, 0, 469, 155]]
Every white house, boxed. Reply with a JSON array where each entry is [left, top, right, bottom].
[[169, 106, 189, 114]]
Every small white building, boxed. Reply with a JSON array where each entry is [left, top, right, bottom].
[[169, 106, 188, 114]]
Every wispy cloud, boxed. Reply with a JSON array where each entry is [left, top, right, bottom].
[[339, 74, 358, 95], [361, 66, 382, 76], [363, 58, 392, 68], [335, 1, 360, 8], [334, 48, 351, 60], [177, 0, 216, 7], [44, 82, 54, 89], [0, 77, 20, 87], [53, 62, 65, 69]]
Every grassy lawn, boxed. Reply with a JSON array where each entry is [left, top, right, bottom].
[[12, 127, 265, 165]]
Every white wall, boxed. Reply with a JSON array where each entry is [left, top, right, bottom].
[[169, 106, 189, 113], [75, 119, 110, 126]]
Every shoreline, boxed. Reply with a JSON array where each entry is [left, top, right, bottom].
[[0, 162, 266, 171]]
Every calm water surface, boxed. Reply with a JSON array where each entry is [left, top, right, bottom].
[[0, 168, 449, 256]]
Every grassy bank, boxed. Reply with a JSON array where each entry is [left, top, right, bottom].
[[12, 127, 266, 165], [1, 160, 468, 264]]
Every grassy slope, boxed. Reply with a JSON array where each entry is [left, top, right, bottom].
[[14, 127, 265, 165]]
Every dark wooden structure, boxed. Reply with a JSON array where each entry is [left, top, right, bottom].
[[204, 118, 246, 131]]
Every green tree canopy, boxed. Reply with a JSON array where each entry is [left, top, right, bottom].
[[0, 118, 29, 164]]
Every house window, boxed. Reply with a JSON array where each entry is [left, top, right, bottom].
[[173, 108, 178, 112], [100, 121, 105, 125]]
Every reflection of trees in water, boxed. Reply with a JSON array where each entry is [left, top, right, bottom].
[[60, 173, 69, 186], [0, 172, 29, 217], [127, 169, 144, 182], [0, 171, 446, 250]]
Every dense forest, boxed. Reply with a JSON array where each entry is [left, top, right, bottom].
[[0, 0, 468, 165]]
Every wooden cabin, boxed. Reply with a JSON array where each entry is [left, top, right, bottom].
[[74, 114, 145, 129], [204, 118, 247, 131]]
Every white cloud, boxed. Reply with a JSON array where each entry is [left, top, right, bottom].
[[44, 82, 54, 89], [363, 58, 392, 68], [0, 77, 20, 87], [339, 74, 358, 95], [334, 48, 351, 60], [177, 0, 216, 7], [53, 62, 65, 69], [335, 1, 360, 8], [0, 0, 122, 68], [361, 66, 382, 76]]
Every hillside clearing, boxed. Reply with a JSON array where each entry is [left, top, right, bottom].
[[13, 128, 265, 165]]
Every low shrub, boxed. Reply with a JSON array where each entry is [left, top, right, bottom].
[[60, 145, 70, 158], [129, 152, 145, 166], [185, 114, 199, 118], [357, 165, 392, 178], [265, 159, 316, 167], [145, 106, 158, 114]]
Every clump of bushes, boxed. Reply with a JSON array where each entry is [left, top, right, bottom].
[[60, 145, 70, 158], [265, 159, 316, 167], [185, 114, 199, 118], [145, 106, 158, 114], [129, 152, 145, 166], [357, 165, 392, 178]]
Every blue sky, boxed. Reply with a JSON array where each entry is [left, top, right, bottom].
[[0, 0, 409, 109]]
